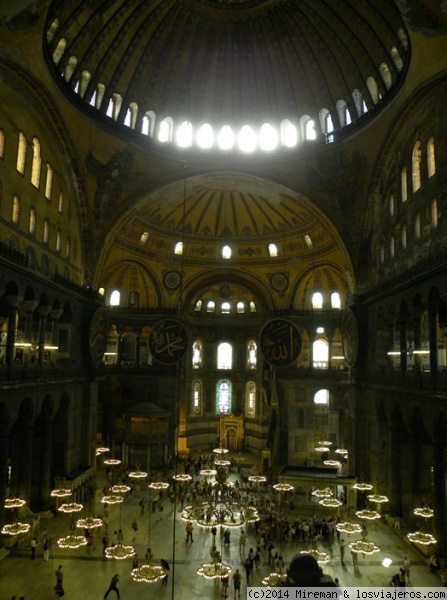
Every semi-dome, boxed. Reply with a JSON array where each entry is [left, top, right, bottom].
[[45, 0, 409, 152]]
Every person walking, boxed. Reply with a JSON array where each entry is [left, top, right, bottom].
[[233, 569, 242, 599], [351, 549, 358, 569], [244, 556, 252, 585], [104, 573, 120, 599], [55, 565, 63, 586], [239, 530, 246, 555], [340, 539, 346, 565], [161, 559, 170, 586], [403, 556, 411, 583], [221, 573, 229, 597], [30, 537, 37, 559]]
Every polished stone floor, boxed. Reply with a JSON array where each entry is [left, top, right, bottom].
[[1, 460, 444, 599]]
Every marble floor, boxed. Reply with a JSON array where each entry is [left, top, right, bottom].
[[1, 462, 444, 599]]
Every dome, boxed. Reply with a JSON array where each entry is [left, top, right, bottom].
[[45, 0, 409, 151]]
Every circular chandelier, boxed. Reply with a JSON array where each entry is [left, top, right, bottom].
[[319, 498, 342, 508], [197, 561, 231, 580], [355, 509, 380, 520], [111, 484, 131, 494], [312, 488, 333, 498], [131, 564, 167, 583], [101, 494, 124, 505], [262, 572, 287, 587], [407, 531, 437, 545], [182, 501, 259, 528], [129, 468, 148, 479], [414, 507, 434, 518], [57, 534, 88, 549], [335, 448, 348, 456], [105, 543, 136, 560], [200, 469, 217, 477], [323, 460, 342, 467], [213, 447, 229, 455], [1, 522, 30, 536], [104, 458, 121, 466], [214, 458, 231, 467], [58, 502, 83, 513], [273, 483, 294, 492], [96, 446, 110, 456], [50, 488, 72, 498], [349, 540, 380, 555], [248, 475, 267, 484], [76, 517, 103, 529], [353, 483, 373, 491], [367, 494, 389, 504], [173, 474, 192, 482], [148, 481, 170, 491], [336, 522, 362, 534], [300, 548, 330, 564], [314, 446, 330, 453], [4, 498, 26, 509]]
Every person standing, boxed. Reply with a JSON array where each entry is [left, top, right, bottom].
[[186, 521, 194, 543], [340, 539, 346, 565], [30, 537, 37, 559], [55, 565, 63, 586], [43, 538, 49, 562], [239, 530, 246, 555], [244, 557, 252, 585], [233, 569, 242, 599], [104, 573, 120, 599], [351, 549, 358, 569], [403, 556, 411, 583], [161, 559, 169, 586], [399, 568, 406, 587], [221, 573, 229, 597]]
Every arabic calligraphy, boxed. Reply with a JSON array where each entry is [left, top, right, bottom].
[[260, 319, 302, 366], [149, 319, 188, 364]]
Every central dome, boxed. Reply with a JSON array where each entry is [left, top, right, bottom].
[[45, 0, 409, 147]]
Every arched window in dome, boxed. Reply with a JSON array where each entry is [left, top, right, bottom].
[[192, 380, 202, 415], [65, 236, 71, 259], [352, 89, 364, 117], [268, 243, 278, 257], [192, 340, 203, 369], [217, 342, 232, 370], [389, 193, 395, 217], [390, 235, 395, 258], [129, 290, 139, 308], [79, 70, 91, 98], [398, 28, 408, 50], [17, 131, 26, 175], [29, 207, 36, 234], [313, 340, 328, 369], [259, 123, 278, 151], [46, 18, 59, 43], [246, 340, 257, 370], [222, 245, 231, 259], [194, 300, 202, 312], [380, 63, 392, 89], [304, 234, 313, 249], [174, 241, 183, 255], [0, 128, 4, 159], [312, 292, 323, 310], [280, 119, 298, 147], [331, 293, 341, 309], [390, 47, 403, 71], [245, 381, 256, 417], [401, 167, 408, 202], [249, 301, 256, 313], [107, 93, 122, 121], [412, 141, 422, 192], [427, 137, 436, 177], [366, 76, 379, 104], [238, 125, 257, 153], [221, 302, 231, 314], [431, 199, 438, 228], [345, 107, 352, 125], [401, 224, 407, 249], [216, 379, 232, 414], [45, 163, 53, 200], [158, 117, 173, 143], [142, 111, 156, 137], [92, 83, 105, 109], [12, 194, 20, 224], [314, 388, 329, 405], [110, 290, 121, 306], [176, 121, 193, 148], [218, 125, 235, 150], [52, 38, 67, 64], [237, 302, 245, 314], [300, 116, 316, 141], [89, 89, 96, 107], [56, 229, 62, 252], [207, 300, 215, 313], [336, 99, 347, 128], [31, 137, 41, 189], [197, 123, 214, 149], [64, 55, 78, 82], [58, 192, 64, 214], [124, 102, 138, 129], [43, 218, 50, 244]]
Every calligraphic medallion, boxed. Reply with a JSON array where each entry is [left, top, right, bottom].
[[149, 319, 188, 364], [259, 318, 302, 366], [342, 306, 358, 368], [88, 307, 108, 364]]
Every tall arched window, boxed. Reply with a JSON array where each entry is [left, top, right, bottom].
[[389, 194, 395, 217], [216, 379, 232, 414], [280, 119, 297, 147], [43, 218, 50, 243], [65, 236, 71, 259], [217, 342, 232, 370], [246, 340, 257, 369], [12, 194, 20, 224], [313, 339, 328, 368], [379, 63, 392, 89], [29, 207, 36, 234], [192, 340, 203, 369], [431, 199, 438, 228], [312, 292, 323, 309], [401, 167, 408, 202], [17, 132, 27, 174], [31, 137, 41, 188], [142, 111, 156, 137], [314, 389, 329, 405], [331, 293, 341, 309], [412, 141, 421, 192], [390, 236, 395, 258], [0, 128, 4, 158], [192, 380, 202, 415], [158, 117, 174, 143], [401, 224, 407, 249], [45, 163, 53, 200], [56, 229, 62, 252], [79, 70, 91, 98], [366, 76, 379, 104], [427, 137, 436, 177], [110, 290, 121, 306], [415, 214, 421, 240], [58, 191, 64, 213], [245, 381, 256, 417]]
